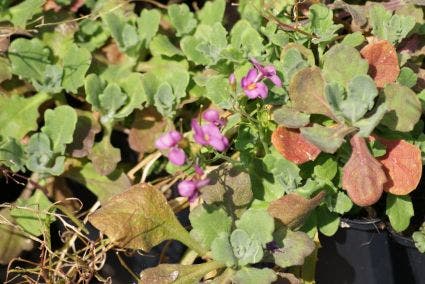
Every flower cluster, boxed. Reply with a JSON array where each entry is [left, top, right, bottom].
[[241, 59, 282, 99], [178, 166, 210, 203], [155, 130, 186, 166], [192, 109, 229, 151]]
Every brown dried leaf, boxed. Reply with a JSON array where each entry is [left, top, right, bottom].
[[102, 41, 126, 64], [67, 110, 101, 158], [342, 134, 386, 206], [268, 192, 325, 229], [289, 67, 334, 118], [374, 136, 422, 195], [89, 184, 192, 251], [128, 107, 167, 153], [360, 40, 400, 88], [271, 126, 321, 165]]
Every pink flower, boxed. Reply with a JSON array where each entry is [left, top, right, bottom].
[[178, 177, 210, 202], [155, 131, 186, 166], [191, 119, 229, 151], [202, 109, 225, 126], [241, 68, 269, 99], [251, 58, 282, 87]]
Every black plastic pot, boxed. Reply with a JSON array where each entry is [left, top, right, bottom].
[[388, 228, 425, 284], [316, 218, 394, 284]]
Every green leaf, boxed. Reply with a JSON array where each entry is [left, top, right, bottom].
[[11, 190, 54, 236], [230, 229, 263, 266], [189, 204, 232, 250], [381, 83, 422, 132], [198, 0, 225, 25], [273, 229, 315, 268], [139, 262, 224, 284], [25, 133, 65, 176], [0, 57, 12, 83], [397, 67, 417, 88], [412, 223, 425, 253], [64, 162, 130, 203], [9, 38, 51, 82], [61, 44, 91, 93], [154, 82, 176, 117], [386, 194, 414, 232], [272, 105, 310, 128], [99, 83, 127, 122], [353, 103, 388, 137], [168, 4, 197, 36], [313, 156, 338, 181], [149, 34, 182, 57], [300, 124, 353, 153], [289, 67, 334, 118], [0, 137, 25, 172], [235, 210, 274, 246], [200, 166, 253, 218], [233, 267, 277, 284], [75, 19, 109, 52], [309, 4, 343, 43], [115, 72, 147, 118], [32, 65, 63, 93], [137, 9, 161, 48], [204, 75, 233, 109], [0, 209, 33, 265], [339, 75, 378, 123], [369, 4, 415, 45], [103, 12, 140, 53], [229, 20, 264, 58], [341, 32, 365, 47], [8, 0, 43, 28], [323, 44, 369, 86], [281, 48, 309, 84], [0, 93, 49, 140], [89, 184, 207, 255], [211, 233, 237, 267], [41, 105, 78, 154], [326, 191, 353, 214], [316, 205, 340, 236]]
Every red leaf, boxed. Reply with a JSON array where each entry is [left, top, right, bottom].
[[374, 136, 422, 195], [342, 134, 386, 206], [360, 40, 400, 88], [271, 126, 321, 164]]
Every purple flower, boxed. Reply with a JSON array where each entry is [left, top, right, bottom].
[[251, 58, 282, 87], [202, 109, 225, 126], [241, 68, 269, 99], [155, 130, 186, 166], [192, 119, 229, 151], [178, 177, 210, 202]]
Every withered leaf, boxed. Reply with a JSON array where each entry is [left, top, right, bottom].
[[360, 40, 400, 88], [342, 134, 386, 206], [89, 184, 195, 251], [374, 136, 422, 195], [67, 110, 101, 158], [272, 126, 321, 165], [268, 192, 325, 229]]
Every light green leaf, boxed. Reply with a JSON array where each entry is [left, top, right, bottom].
[[369, 4, 416, 45], [229, 20, 263, 57], [64, 162, 130, 203], [326, 191, 353, 214], [75, 19, 109, 51], [149, 34, 182, 57], [89, 184, 207, 255], [138, 9, 161, 48], [272, 105, 310, 128], [339, 75, 378, 123], [168, 4, 197, 36], [85, 73, 105, 110], [41, 105, 78, 154], [0, 93, 49, 140], [354, 103, 388, 137], [99, 83, 127, 122], [412, 223, 425, 253], [300, 124, 353, 153], [211, 233, 237, 267], [397, 67, 417, 88], [233, 267, 277, 284], [230, 229, 263, 266], [204, 75, 233, 109], [9, 38, 51, 82], [103, 12, 140, 53], [0, 57, 12, 83], [198, 0, 226, 25], [11, 190, 54, 236], [115, 72, 147, 118], [316, 205, 340, 236], [235, 210, 274, 246], [313, 156, 338, 181], [33, 65, 63, 93], [341, 32, 365, 47], [323, 44, 369, 86], [8, 0, 43, 28], [154, 82, 176, 117], [381, 83, 422, 132], [273, 229, 315, 268], [281, 48, 309, 84], [386, 194, 414, 233], [189, 204, 232, 250], [62, 44, 91, 93], [309, 4, 343, 43], [0, 137, 25, 172]]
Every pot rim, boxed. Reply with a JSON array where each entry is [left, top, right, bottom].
[[340, 217, 385, 232]]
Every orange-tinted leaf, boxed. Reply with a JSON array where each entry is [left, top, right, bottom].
[[272, 126, 321, 164], [268, 192, 325, 229], [360, 40, 400, 88], [374, 136, 422, 195], [342, 134, 386, 206]]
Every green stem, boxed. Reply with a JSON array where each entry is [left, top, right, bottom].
[[173, 225, 208, 257]]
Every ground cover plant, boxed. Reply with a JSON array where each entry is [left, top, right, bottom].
[[0, 0, 424, 283]]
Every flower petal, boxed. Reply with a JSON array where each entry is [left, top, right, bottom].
[[168, 147, 186, 166], [256, 82, 269, 99], [269, 75, 282, 87], [178, 180, 197, 197], [203, 109, 220, 123]]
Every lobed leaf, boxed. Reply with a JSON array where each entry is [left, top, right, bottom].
[[168, 4, 197, 36], [300, 124, 353, 154], [233, 267, 277, 284], [272, 105, 310, 128], [386, 194, 414, 232], [235, 210, 275, 246]]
